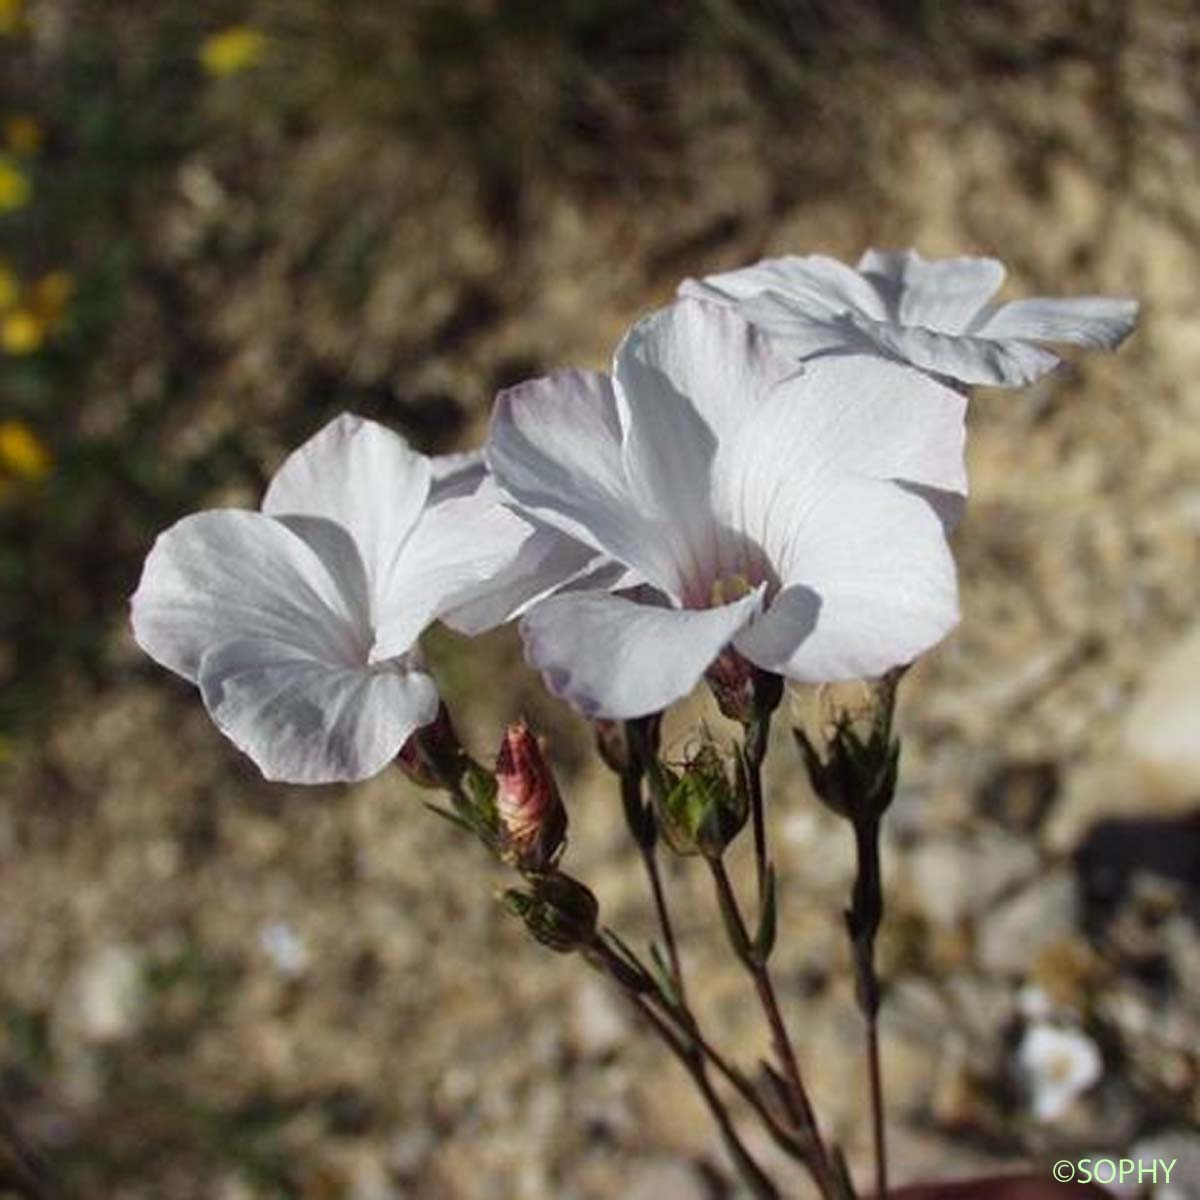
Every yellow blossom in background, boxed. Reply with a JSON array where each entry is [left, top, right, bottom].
[[200, 26, 268, 77], [0, 419, 52, 482], [2, 308, 43, 355], [30, 269, 73, 327], [0, 270, 72, 353], [3, 114, 42, 155], [0, 262, 17, 311], [0, 0, 25, 36], [0, 155, 31, 211]]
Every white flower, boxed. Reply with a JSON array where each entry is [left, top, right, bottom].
[[487, 298, 968, 719], [681, 248, 1139, 388], [131, 414, 589, 784], [1017, 1023, 1103, 1122]]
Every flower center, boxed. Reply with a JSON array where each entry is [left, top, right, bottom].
[[709, 573, 753, 609]]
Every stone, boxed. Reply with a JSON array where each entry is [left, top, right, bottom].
[[1123, 622, 1200, 796], [569, 978, 628, 1060], [624, 1158, 709, 1200], [976, 871, 1079, 976], [1128, 1130, 1200, 1199], [65, 944, 146, 1043]]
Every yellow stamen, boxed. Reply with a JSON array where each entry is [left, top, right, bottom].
[[710, 573, 752, 607]]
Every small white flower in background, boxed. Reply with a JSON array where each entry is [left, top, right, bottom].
[[131, 415, 590, 784], [681, 248, 1139, 388], [259, 921, 309, 977], [1017, 1023, 1103, 1122], [488, 297, 968, 719]]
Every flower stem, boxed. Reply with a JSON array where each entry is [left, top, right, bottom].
[[708, 857, 838, 1200], [743, 712, 770, 908], [867, 1016, 887, 1200], [587, 940, 780, 1200], [848, 816, 887, 1200]]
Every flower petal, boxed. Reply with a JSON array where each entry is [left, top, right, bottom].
[[857, 249, 1005, 332], [682, 254, 887, 320], [131, 510, 366, 682], [440, 524, 602, 637], [198, 638, 438, 783], [262, 414, 431, 616], [520, 587, 765, 719], [615, 299, 801, 597], [734, 475, 958, 681], [974, 296, 1140, 350], [429, 448, 486, 501], [487, 369, 680, 594], [854, 315, 1061, 387], [720, 354, 967, 576]]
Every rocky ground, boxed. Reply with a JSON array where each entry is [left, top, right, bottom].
[[1, 2, 1199, 1197]]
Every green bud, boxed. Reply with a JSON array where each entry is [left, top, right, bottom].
[[653, 739, 747, 858], [793, 711, 899, 824], [501, 873, 598, 954]]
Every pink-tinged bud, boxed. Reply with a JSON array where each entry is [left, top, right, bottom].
[[396, 704, 462, 790], [706, 647, 757, 724], [495, 721, 567, 872]]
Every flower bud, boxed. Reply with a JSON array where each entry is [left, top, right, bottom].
[[706, 647, 757, 724], [592, 719, 630, 775], [706, 649, 784, 726], [501, 873, 598, 953], [652, 738, 747, 858], [495, 721, 567, 872], [793, 674, 902, 824], [396, 704, 464, 790]]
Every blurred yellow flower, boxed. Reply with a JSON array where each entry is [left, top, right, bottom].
[[30, 269, 73, 326], [0, 419, 52, 482], [4, 114, 42, 155], [0, 156, 31, 211], [0, 261, 17, 311], [0, 0, 25, 36], [200, 26, 268, 77], [2, 308, 43, 355]]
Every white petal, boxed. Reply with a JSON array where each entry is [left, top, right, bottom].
[[441, 525, 602, 636], [198, 638, 438, 784], [520, 587, 764, 719], [735, 476, 958, 681], [854, 315, 1061, 386], [131, 510, 367, 682], [370, 488, 536, 658], [262, 414, 431, 615], [487, 370, 681, 595], [615, 299, 798, 597], [720, 354, 966, 576], [714, 291, 879, 358], [429, 448, 486, 501], [682, 254, 887, 320], [857, 249, 1005, 331], [617, 298, 793, 448], [974, 296, 1140, 350]]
